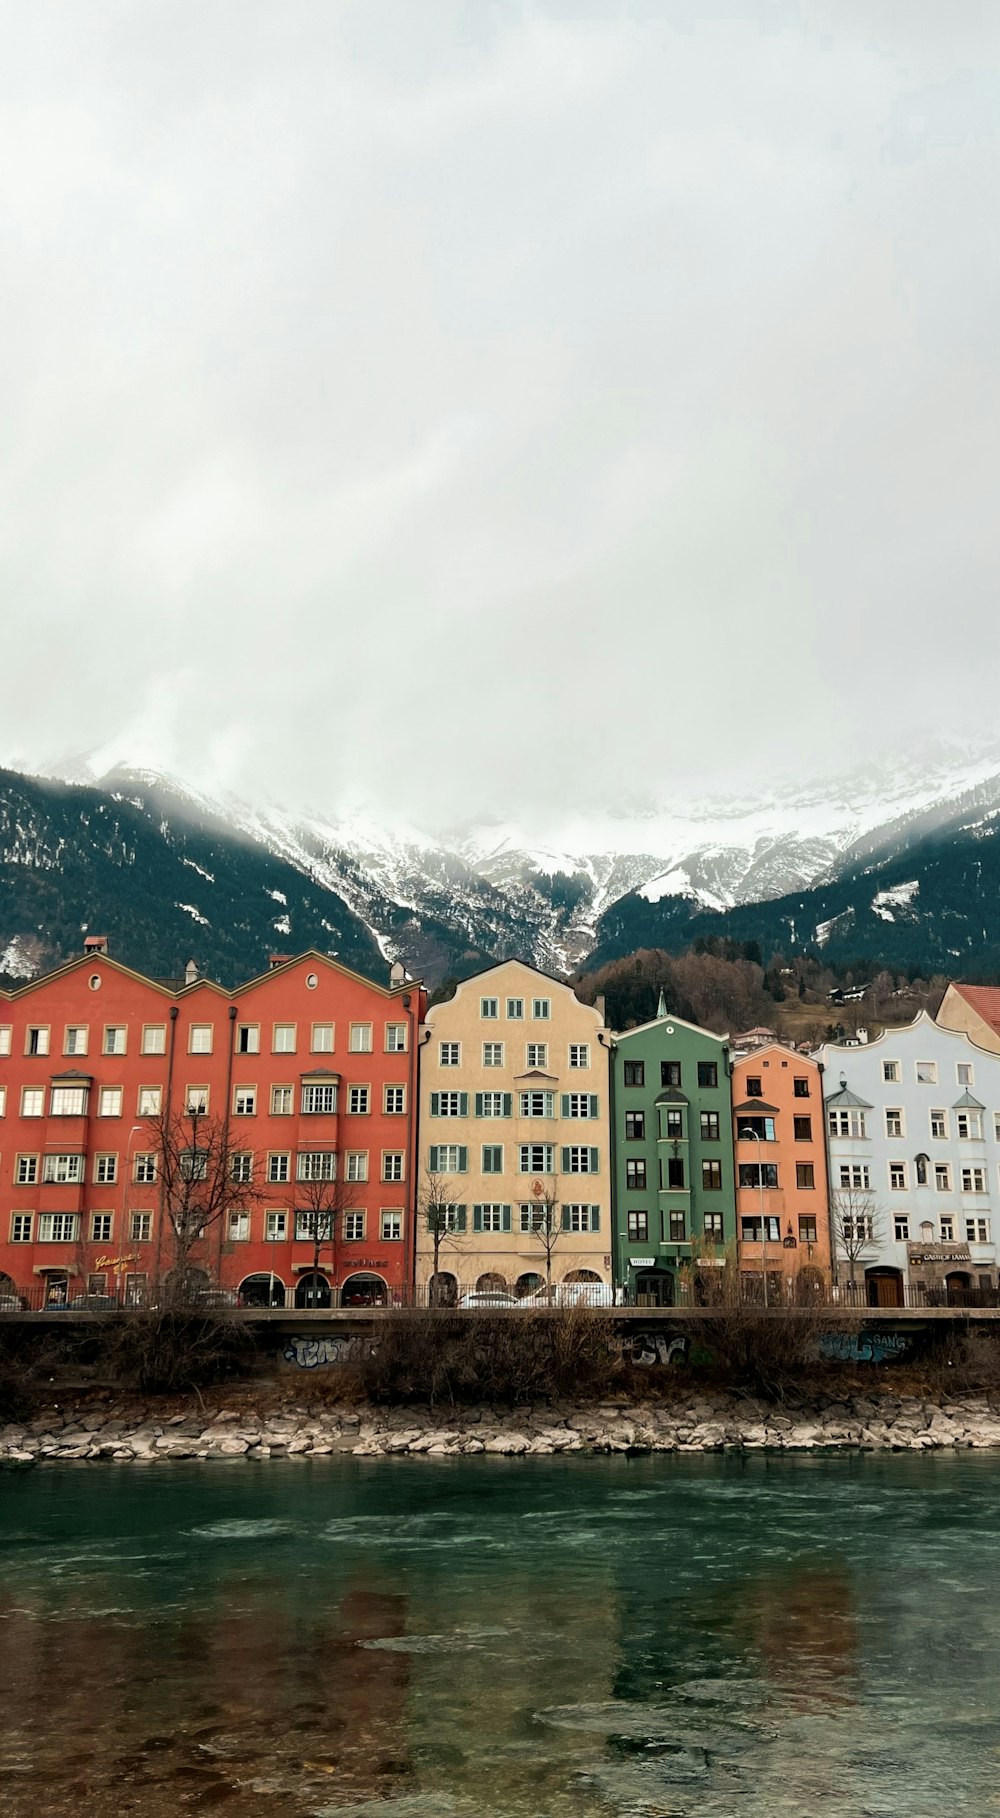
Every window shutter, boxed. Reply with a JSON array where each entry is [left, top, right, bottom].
[[457, 1146, 468, 1173], [590, 1205, 600, 1231], [560, 1206, 571, 1231], [456, 1206, 467, 1233], [502, 1092, 512, 1117], [472, 1205, 483, 1233], [561, 1147, 570, 1172], [589, 1095, 599, 1118], [429, 1146, 440, 1172], [459, 1092, 469, 1117], [589, 1147, 600, 1173], [501, 1205, 512, 1233], [474, 1092, 484, 1117], [561, 1094, 570, 1117], [430, 1093, 440, 1117]]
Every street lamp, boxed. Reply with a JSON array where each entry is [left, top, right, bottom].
[[742, 1125, 768, 1307]]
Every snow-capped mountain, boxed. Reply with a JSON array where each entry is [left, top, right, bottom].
[[15, 736, 1000, 984]]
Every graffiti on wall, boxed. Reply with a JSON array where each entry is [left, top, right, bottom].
[[282, 1334, 374, 1370], [819, 1331, 910, 1364], [630, 1331, 689, 1367]]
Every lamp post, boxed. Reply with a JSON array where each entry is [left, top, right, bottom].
[[743, 1125, 768, 1307], [119, 1124, 144, 1306]]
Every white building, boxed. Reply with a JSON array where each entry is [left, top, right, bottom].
[[816, 1012, 1000, 1306]]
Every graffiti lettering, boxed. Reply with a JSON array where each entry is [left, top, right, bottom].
[[819, 1331, 909, 1364], [630, 1331, 688, 1367], [282, 1334, 373, 1369]]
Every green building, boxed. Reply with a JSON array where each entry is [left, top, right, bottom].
[[611, 1000, 735, 1304]]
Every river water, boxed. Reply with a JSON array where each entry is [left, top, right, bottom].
[[2, 1452, 1000, 1817]]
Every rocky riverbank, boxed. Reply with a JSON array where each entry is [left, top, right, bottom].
[[5, 1390, 1000, 1463]]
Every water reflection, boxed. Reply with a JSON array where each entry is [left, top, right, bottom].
[[1, 1454, 1000, 1815]]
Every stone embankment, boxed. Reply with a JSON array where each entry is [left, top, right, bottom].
[[4, 1392, 1000, 1464]]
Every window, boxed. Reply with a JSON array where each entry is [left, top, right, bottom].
[[142, 1025, 166, 1054], [940, 1214, 955, 1240], [661, 1061, 681, 1088], [742, 1216, 781, 1243], [273, 1024, 296, 1053], [526, 1043, 548, 1069], [892, 1214, 909, 1242], [311, 1023, 335, 1053], [519, 1202, 546, 1234], [697, 1061, 718, 1089], [703, 1211, 724, 1242], [180, 1147, 208, 1182], [0, 1027, 9, 1055], [98, 1086, 123, 1117], [20, 1088, 44, 1117], [43, 1154, 84, 1184], [475, 1203, 508, 1232], [882, 1060, 900, 1083], [385, 1024, 407, 1053], [962, 1166, 988, 1194], [623, 1061, 644, 1088], [234, 1086, 257, 1116], [839, 1163, 870, 1190], [934, 1163, 951, 1192], [429, 1144, 467, 1174], [349, 1023, 373, 1053], [345, 1151, 369, 1182], [916, 1061, 937, 1084], [967, 1217, 991, 1243], [439, 1042, 460, 1066], [103, 1026, 126, 1056], [569, 1043, 590, 1069], [236, 1024, 259, 1053], [64, 1025, 88, 1056], [10, 1214, 32, 1243], [431, 1091, 468, 1117], [90, 1212, 113, 1242], [828, 1109, 867, 1139], [519, 1090, 554, 1118], [668, 1210, 687, 1242], [627, 1211, 648, 1241], [381, 1211, 403, 1241], [532, 998, 551, 1020], [27, 1026, 51, 1056], [885, 1109, 904, 1138], [133, 1152, 158, 1187], [702, 1159, 723, 1191], [740, 1162, 779, 1189], [799, 1215, 818, 1243], [518, 1143, 554, 1174], [506, 998, 524, 1020], [957, 1110, 984, 1140], [138, 1086, 162, 1116], [482, 1145, 503, 1174], [15, 1155, 38, 1184], [94, 1153, 117, 1185], [796, 1163, 816, 1190], [625, 1111, 645, 1140], [184, 1087, 208, 1115], [626, 1159, 647, 1190], [481, 998, 499, 1020], [51, 1085, 88, 1116], [228, 1210, 250, 1242], [298, 1152, 337, 1181], [745, 1076, 763, 1098], [384, 1085, 405, 1115], [793, 1077, 811, 1098], [302, 1082, 337, 1115], [230, 1152, 253, 1183], [0, 1087, 5, 1116], [265, 1211, 288, 1243], [958, 1062, 975, 1086], [131, 1211, 153, 1242], [38, 1213, 78, 1243], [930, 1109, 948, 1139], [382, 1152, 404, 1182], [271, 1085, 293, 1116], [562, 1204, 599, 1232], [563, 1092, 598, 1120], [665, 1157, 685, 1189], [348, 1085, 370, 1116], [562, 1145, 599, 1174], [793, 1116, 813, 1141], [189, 1024, 213, 1054], [737, 1115, 776, 1142], [700, 1111, 720, 1142], [476, 1091, 511, 1117], [268, 1153, 291, 1183], [889, 1162, 907, 1191], [483, 1042, 504, 1067]]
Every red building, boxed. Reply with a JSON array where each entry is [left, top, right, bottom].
[[0, 944, 425, 1309]]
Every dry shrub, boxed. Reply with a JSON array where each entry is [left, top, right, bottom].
[[683, 1302, 834, 1403], [99, 1306, 259, 1396], [360, 1307, 625, 1406], [903, 1325, 1000, 1398]]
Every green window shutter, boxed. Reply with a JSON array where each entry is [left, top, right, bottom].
[[589, 1147, 600, 1173], [425, 1212, 436, 1233], [472, 1205, 483, 1232], [561, 1093, 570, 1117], [590, 1205, 600, 1232], [561, 1146, 570, 1172], [501, 1205, 512, 1233], [560, 1206, 571, 1231], [457, 1146, 468, 1173], [474, 1092, 484, 1117], [502, 1092, 512, 1116], [430, 1093, 440, 1117], [459, 1092, 469, 1116], [455, 1206, 467, 1233], [589, 1095, 599, 1118], [429, 1145, 440, 1172]]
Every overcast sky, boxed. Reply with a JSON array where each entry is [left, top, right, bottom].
[[3, 1, 999, 833]]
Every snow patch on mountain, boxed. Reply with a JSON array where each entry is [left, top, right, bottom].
[[872, 880, 920, 922], [176, 902, 210, 926]]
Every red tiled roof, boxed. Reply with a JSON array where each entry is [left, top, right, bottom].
[[952, 983, 1000, 1034]]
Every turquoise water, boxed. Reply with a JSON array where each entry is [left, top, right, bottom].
[[2, 1454, 1000, 1816]]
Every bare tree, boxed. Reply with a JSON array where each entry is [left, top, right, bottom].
[[293, 1160, 363, 1299], [420, 1172, 467, 1305], [152, 1107, 263, 1304], [522, 1186, 564, 1296], [831, 1183, 886, 1301]]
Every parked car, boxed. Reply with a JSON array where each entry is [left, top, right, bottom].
[[525, 1281, 617, 1308], [0, 1294, 23, 1312], [457, 1290, 522, 1310], [70, 1293, 118, 1312]]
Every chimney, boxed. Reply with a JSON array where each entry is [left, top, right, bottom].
[[389, 960, 406, 987], [184, 957, 198, 986], [268, 952, 292, 970], [84, 935, 109, 955], [596, 993, 606, 1025]]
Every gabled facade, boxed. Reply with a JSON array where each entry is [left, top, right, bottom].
[[936, 982, 1000, 1054], [817, 1012, 1000, 1305], [732, 1046, 831, 1299], [0, 948, 425, 1308], [611, 1006, 735, 1304], [416, 961, 611, 1300]]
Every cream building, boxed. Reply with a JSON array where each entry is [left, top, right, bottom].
[[416, 961, 611, 1299]]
